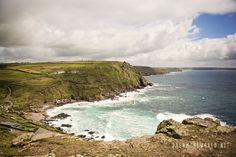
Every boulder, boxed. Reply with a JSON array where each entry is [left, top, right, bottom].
[[182, 117, 220, 128], [51, 113, 71, 120], [148, 82, 154, 86], [139, 78, 148, 87], [61, 124, 72, 127], [88, 131, 95, 135], [156, 117, 235, 140], [77, 134, 86, 138], [156, 119, 188, 139]]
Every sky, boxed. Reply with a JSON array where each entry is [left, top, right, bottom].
[[0, 0, 236, 67]]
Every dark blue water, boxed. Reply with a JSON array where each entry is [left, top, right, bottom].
[[146, 70, 236, 125]]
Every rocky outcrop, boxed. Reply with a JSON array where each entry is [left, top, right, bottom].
[[182, 117, 220, 128], [156, 119, 188, 139], [156, 117, 235, 139]]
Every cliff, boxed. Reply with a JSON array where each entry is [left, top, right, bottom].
[[0, 61, 148, 112]]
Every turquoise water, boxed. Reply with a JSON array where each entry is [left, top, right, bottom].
[[47, 70, 236, 140]]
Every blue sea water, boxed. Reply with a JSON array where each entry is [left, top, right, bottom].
[[47, 70, 236, 140]]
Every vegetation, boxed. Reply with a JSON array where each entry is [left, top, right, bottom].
[[0, 62, 235, 156], [0, 61, 147, 112], [0, 61, 149, 156]]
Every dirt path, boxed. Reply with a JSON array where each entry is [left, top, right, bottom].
[[3, 86, 13, 108], [3, 86, 11, 100]]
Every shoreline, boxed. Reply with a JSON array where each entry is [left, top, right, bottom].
[[43, 84, 154, 141]]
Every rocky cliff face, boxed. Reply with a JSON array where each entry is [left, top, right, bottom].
[[12, 117, 236, 157]]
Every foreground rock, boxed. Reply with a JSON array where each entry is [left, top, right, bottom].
[[16, 117, 236, 157], [156, 117, 235, 139]]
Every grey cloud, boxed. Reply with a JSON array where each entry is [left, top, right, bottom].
[[0, 0, 236, 66]]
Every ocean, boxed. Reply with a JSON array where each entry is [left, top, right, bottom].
[[47, 70, 236, 141]]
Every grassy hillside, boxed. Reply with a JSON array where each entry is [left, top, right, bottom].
[[0, 61, 148, 112], [0, 61, 149, 155], [135, 66, 182, 76]]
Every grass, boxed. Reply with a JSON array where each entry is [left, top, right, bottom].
[[0, 61, 147, 155], [0, 126, 19, 156], [0, 61, 146, 112]]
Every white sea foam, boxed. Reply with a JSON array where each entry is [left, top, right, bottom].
[[47, 85, 154, 116], [164, 71, 182, 76], [104, 132, 115, 141], [156, 112, 226, 125]]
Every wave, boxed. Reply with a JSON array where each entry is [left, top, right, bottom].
[[164, 71, 182, 76], [47, 85, 155, 113], [156, 112, 226, 125]]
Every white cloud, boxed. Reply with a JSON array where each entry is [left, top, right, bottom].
[[123, 33, 236, 67], [0, 0, 236, 66]]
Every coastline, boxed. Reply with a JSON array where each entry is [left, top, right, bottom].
[[1, 64, 236, 156], [44, 84, 154, 140], [45, 80, 233, 142]]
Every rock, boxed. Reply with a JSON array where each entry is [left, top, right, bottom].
[[12, 133, 35, 146], [101, 135, 105, 139], [182, 117, 220, 128], [215, 125, 235, 133], [139, 78, 148, 87], [148, 82, 154, 86], [156, 117, 235, 140], [55, 127, 63, 131], [31, 132, 60, 142], [77, 134, 86, 138], [61, 124, 72, 127], [156, 119, 188, 139], [51, 113, 71, 120], [0, 122, 19, 128], [88, 131, 95, 135]]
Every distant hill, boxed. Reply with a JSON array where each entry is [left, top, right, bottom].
[[187, 67, 236, 70], [135, 66, 182, 76]]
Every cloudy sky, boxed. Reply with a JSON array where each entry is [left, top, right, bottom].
[[0, 0, 236, 67]]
